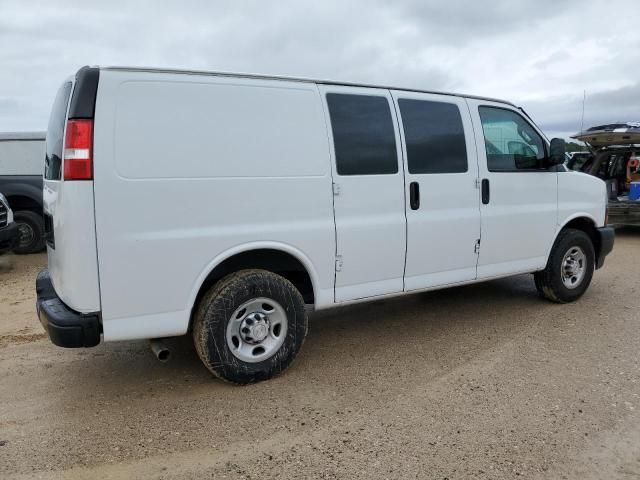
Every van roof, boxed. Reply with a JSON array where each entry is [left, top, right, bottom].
[[102, 66, 517, 108], [0, 132, 46, 141]]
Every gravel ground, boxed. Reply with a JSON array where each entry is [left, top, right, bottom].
[[1, 230, 639, 479]]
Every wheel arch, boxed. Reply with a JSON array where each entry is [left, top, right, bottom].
[[188, 242, 319, 330], [546, 214, 601, 266], [6, 193, 43, 213]]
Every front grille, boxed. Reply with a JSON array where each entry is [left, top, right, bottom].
[[0, 202, 7, 228]]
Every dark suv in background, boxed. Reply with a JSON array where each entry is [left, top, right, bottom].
[[0, 193, 19, 254]]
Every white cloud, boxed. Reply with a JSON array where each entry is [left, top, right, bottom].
[[0, 0, 638, 137]]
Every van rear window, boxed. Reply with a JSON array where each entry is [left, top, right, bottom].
[[44, 82, 72, 180]]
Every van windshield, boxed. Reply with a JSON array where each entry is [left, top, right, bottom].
[[44, 82, 72, 180]]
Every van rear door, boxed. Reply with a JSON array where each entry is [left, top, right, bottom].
[[43, 68, 101, 314]]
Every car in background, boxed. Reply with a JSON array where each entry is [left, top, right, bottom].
[[566, 151, 591, 171], [0, 132, 46, 253], [568, 144, 640, 226], [0, 193, 19, 254]]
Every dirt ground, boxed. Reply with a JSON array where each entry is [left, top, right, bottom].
[[1, 231, 639, 479]]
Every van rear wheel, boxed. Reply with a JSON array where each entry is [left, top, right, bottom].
[[192, 269, 308, 384], [534, 228, 595, 303]]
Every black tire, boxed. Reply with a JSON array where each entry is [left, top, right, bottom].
[[12, 210, 45, 254], [193, 269, 308, 384], [534, 228, 595, 303]]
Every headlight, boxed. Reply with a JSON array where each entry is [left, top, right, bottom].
[[0, 193, 13, 223]]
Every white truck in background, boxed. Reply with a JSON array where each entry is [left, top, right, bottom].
[[36, 66, 614, 384], [0, 132, 46, 253]]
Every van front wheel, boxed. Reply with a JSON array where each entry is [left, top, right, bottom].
[[534, 228, 595, 303], [193, 269, 308, 384]]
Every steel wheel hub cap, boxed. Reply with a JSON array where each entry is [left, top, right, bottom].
[[17, 223, 34, 246], [240, 313, 269, 343], [561, 246, 586, 289], [226, 297, 287, 363]]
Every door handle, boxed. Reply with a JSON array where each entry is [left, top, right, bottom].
[[410, 182, 420, 210], [481, 178, 490, 205]]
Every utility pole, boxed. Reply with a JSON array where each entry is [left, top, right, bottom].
[[580, 90, 586, 133]]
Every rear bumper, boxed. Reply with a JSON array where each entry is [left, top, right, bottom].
[[36, 269, 101, 348], [595, 226, 615, 269], [0, 222, 19, 252]]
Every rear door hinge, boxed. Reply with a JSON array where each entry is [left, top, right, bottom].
[[332, 182, 341, 196], [335, 255, 343, 272], [474, 239, 481, 254]]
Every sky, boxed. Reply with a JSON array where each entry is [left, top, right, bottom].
[[1, 0, 639, 140]]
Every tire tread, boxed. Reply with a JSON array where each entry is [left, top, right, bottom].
[[12, 210, 45, 255], [193, 269, 307, 385], [534, 228, 594, 303]]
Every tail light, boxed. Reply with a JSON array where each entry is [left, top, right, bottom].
[[63, 119, 93, 180]]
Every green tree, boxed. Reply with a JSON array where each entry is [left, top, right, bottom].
[[565, 141, 588, 153]]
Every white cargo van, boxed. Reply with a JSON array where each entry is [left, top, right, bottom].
[[37, 66, 614, 384]]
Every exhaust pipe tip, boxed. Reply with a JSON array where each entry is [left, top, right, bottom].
[[150, 339, 171, 363], [156, 348, 171, 362]]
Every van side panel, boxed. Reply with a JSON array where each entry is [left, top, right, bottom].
[[93, 71, 336, 340], [557, 171, 606, 228]]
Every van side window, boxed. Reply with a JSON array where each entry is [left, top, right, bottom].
[[479, 107, 546, 171], [45, 81, 72, 180], [398, 99, 467, 174], [326, 93, 398, 175]]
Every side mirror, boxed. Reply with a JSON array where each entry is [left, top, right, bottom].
[[548, 138, 566, 166]]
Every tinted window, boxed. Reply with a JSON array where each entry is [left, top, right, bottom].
[[479, 106, 546, 171], [567, 153, 591, 171], [398, 99, 467, 174], [326, 93, 398, 175], [45, 82, 72, 180]]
